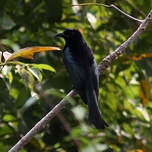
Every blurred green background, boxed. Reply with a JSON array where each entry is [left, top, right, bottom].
[[0, 0, 152, 152]]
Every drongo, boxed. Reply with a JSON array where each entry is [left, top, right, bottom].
[[56, 29, 108, 129]]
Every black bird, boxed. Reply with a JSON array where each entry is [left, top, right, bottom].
[[56, 29, 108, 129]]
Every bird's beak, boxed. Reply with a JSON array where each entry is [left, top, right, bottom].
[[55, 32, 65, 38]]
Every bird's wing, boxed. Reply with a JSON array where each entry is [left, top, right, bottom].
[[90, 59, 99, 98], [63, 47, 86, 89]]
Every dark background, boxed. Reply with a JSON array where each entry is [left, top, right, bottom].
[[0, 0, 152, 151]]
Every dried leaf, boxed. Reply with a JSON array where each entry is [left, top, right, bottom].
[[128, 53, 152, 61], [6, 46, 61, 62]]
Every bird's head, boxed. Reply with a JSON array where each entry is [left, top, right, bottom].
[[56, 29, 83, 44]]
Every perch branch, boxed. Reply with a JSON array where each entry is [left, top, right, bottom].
[[8, 90, 77, 152], [8, 10, 152, 152]]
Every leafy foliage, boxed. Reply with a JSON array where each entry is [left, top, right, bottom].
[[0, 0, 152, 152]]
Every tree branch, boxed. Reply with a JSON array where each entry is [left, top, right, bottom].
[[8, 10, 152, 152], [8, 90, 76, 152], [98, 10, 152, 73]]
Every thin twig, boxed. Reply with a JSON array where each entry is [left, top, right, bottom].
[[123, 0, 146, 17], [72, 2, 110, 8], [110, 4, 143, 23], [72, 3, 143, 23], [57, 112, 80, 148], [8, 10, 152, 152]]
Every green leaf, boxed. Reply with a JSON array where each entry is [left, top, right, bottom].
[[0, 14, 16, 30], [30, 64, 56, 72], [10, 88, 19, 99], [27, 67, 43, 82], [23, 69, 35, 90], [3, 114, 16, 122]]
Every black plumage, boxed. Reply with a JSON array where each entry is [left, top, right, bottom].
[[56, 29, 108, 129]]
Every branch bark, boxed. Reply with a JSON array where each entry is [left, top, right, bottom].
[[8, 10, 152, 152], [98, 10, 152, 73]]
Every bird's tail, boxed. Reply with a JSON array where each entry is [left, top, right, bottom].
[[86, 89, 108, 129]]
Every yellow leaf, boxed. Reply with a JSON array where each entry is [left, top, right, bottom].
[[6, 46, 61, 62], [139, 79, 151, 105]]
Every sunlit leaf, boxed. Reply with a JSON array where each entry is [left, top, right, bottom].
[[3, 114, 16, 122], [10, 88, 19, 99], [72, 106, 86, 120], [7, 72, 13, 84], [3, 51, 12, 61], [30, 64, 56, 72], [6, 46, 61, 62], [136, 107, 150, 121], [2, 65, 12, 75], [86, 12, 97, 29], [27, 67, 43, 82]]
